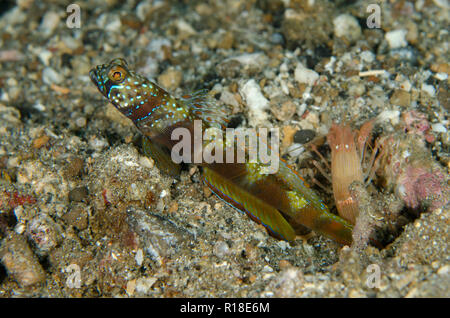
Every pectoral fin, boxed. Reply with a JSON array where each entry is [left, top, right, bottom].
[[203, 166, 296, 241], [142, 137, 181, 177]]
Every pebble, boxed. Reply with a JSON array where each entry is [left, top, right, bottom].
[[75, 117, 87, 128], [227, 53, 267, 69], [390, 89, 412, 107], [333, 14, 362, 43], [97, 13, 122, 32], [39, 12, 60, 37], [348, 82, 366, 97], [271, 100, 296, 121], [37, 49, 53, 66], [281, 8, 332, 46], [62, 204, 89, 230], [175, 19, 197, 39], [218, 53, 268, 78], [138, 155, 154, 169], [437, 265, 449, 275], [135, 249, 144, 266], [431, 63, 450, 75], [32, 134, 50, 149], [0, 232, 46, 287], [136, 0, 156, 21], [377, 110, 401, 125], [421, 83, 436, 97], [217, 31, 234, 49], [282, 125, 297, 148], [42, 67, 63, 85], [431, 123, 447, 133], [64, 157, 84, 178], [157, 68, 183, 91], [385, 29, 408, 49], [0, 49, 25, 62], [294, 63, 319, 86], [213, 241, 229, 258], [360, 51, 375, 64], [89, 137, 109, 152], [68, 186, 89, 202], [270, 33, 284, 45], [220, 91, 239, 108], [135, 277, 158, 294], [434, 72, 448, 81], [126, 279, 136, 296], [286, 143, 304, 157], [26, 216, 62, 255], [240, 79, 269, 126], [400, 80, 412, 92], [293, 129, 316, 144]]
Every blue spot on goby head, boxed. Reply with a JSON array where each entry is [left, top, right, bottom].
[[107, 84, 124, 99]]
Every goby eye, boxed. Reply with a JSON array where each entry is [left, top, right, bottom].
[[108, 66, 126, 83]]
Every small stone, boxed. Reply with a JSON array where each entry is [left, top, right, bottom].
[[376, 110, 400, 125], [89, 137, 109, 152], [126, 279, 136, 296], [32, 134, 50, 149], [399, 80, 412, 92], [349, 289, 366, 298], [390, 89, 411, 107], [282, 126, 297, 148], [293, 129, 316, 144], [39, 12, 60, 37], [0, 105, 21, 127], [431, 123, 447, 133], [385, 29, 408, 49], [281, 8, 332, 47], [0, 232, 46, 287], [105, 104, 133, 127], [220, 91, 239, 108], [139, 155, 154, 169], [421, 83, 436, 97], [75, 117, 86, 128], [360, 51, 375, 64], [135, 249, 144, 266], [0, 49, 25, 62], [175, 19, 196, 40], [64, 157, 84, 178], [17, 0, 34, 9], [294, 63, 319, 86], [301, 111, 320, 129], [42, 67, 63, 85], [437, 265, 449, 275], [348, 82, 366, 97], [26, 216, 62, 255], [286, 143, 304, 157], [333, 14, 362, 43], [213, 241, 229, 258], [68, 186, 89, 202], [279, 259, 292, 270], [217, 53, 268, 78], [271, 100, 296, 121], [135, 276, 157, 294], [431, 63, 450, 75], [203, 186, 212, 198], [434, 72, 448, 81], [62, 204, 88, 230], [168, 201, 179, 213], [157, 68, 182, 91], [240, 79, 269, 126], [217, 31, 234, 49]]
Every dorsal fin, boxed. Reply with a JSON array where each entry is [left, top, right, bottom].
[[180, 90, 228, 129]]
